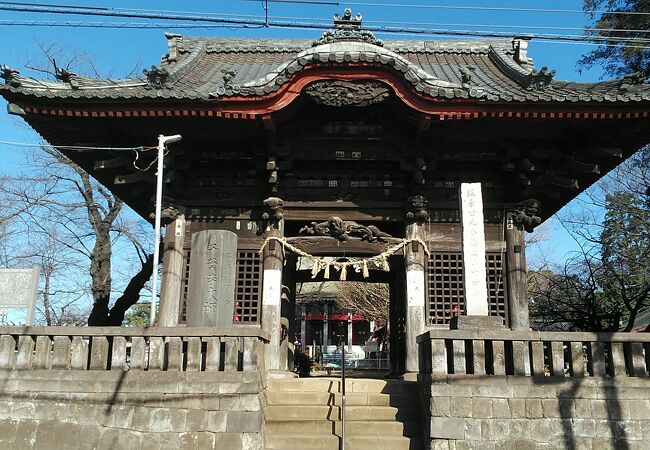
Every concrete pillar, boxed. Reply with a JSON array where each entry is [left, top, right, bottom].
[[261, 222, 284, 370], [405, 221, 427, 373], [159, 215, 185, 327], [459, 183, 489, 315], [506, 223, 529, 330]]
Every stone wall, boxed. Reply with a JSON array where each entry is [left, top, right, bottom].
[[421, 375, 650, 450], [0, 370, 263, 450]]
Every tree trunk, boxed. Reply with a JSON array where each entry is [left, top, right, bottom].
[[87, 225, 113, 326], [106, 253, 154, 326]]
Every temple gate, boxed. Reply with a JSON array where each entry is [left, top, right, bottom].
[[1, 11, 648, 377]]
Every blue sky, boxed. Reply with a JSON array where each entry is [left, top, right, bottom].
[[0, 0, 614, 269]]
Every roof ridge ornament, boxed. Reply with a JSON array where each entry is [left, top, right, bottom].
[[312, 8, 383, 47], [525, 66, 556, 91], [512, 38, 532, 67], [620, 71, 647, 90], [143, 65, 170, 89], [0, 65, 21, 88], [221, 68, 237, 89], [54, 66, 80, 90], [459, 66, 476, 88]]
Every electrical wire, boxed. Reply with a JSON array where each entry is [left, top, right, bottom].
[[243, 0, 650, 16], [0, 19, 264, 30], [0, 19, 649, 46], [132, 148, 167, 171], [0, 2, 649, 45], [0, 140, 155, 152]]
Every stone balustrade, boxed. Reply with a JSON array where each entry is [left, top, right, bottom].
[[0, 326, 269, 372], [417, 329, 650, 378]]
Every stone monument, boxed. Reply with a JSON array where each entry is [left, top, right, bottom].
[[186, 230, 238, 327], [459, 183, 488, 315]]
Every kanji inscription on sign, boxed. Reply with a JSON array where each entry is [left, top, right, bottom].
[[0, 267, 40, 325], [186, 230, 238, 327], [460, 183, 489, 316]]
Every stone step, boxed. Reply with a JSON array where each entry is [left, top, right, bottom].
[[267, 378, 419, 394], [264, 405, 420, 422], [265, 390, 418, 407], [265, 433, 420, 450], [265, 419, 422, 436]]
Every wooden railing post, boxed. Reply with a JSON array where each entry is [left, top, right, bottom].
[[550, 342, 564, 377], [149, 337, 165, 370], [0, 335, 16, 369], [16, 335, 34, 370], [70, 336, 88, 370], [34, 335, 52, 369], [492, 341, 506, 375], [52, 336, 71, 370], [243, 336, 259, 371], [111, 336, 127, 370], [609, 342, 627, 376], [452, 339, 466, 374], [512, 341, 530, 376], [530, 341, 545, 376], [628, 343, 647, 377], [129, 337, 146, 370], [205, 337, 221, 371], [431, 339, 447, 375], [89, 336, 109, 370], [224, 337, 239, 371], [472, 340, 486, 375], [186, 337, 202, 371], [166, 337, 183, 371], [568, 342, 585, 377]]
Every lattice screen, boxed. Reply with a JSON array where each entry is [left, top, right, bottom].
[[427, 252, 507, 325], [180, 249, 191, 323], [427, 253, 465, 324], [233, 250, 262, 323], [486, 253, 507, 320], [180, 249, 262, 324]]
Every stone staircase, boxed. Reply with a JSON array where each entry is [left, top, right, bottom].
[[263, 378, 422, 450]]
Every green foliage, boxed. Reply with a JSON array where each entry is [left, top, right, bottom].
[[293, 351, 315, 377], [580, 0, 650, 78], [598, 190, 650, 330], [530, 187, 650, 332], [123, 302, 150, 327]]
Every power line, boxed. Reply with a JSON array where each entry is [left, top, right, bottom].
[[2, 20, 649, 50], [0, 19, 263, 30], [244, 0, 650, 16], [0, 140, 155, 152], [361, 19, 650, 35], [1, 3, 649, 45]]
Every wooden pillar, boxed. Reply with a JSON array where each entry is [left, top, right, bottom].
[[506, 222, 529, 330], [261, 198, 284, 371], [159, 215, 185, 327], [405, 196, 429, 373]]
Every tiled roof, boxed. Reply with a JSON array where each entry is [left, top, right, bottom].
[[1, 29, 649, 103]]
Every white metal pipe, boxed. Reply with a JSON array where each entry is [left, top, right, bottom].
[[150, 134, 181, 327]]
